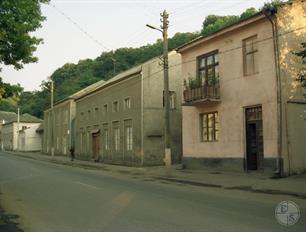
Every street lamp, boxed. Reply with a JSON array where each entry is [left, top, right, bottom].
[[146, 10, 171, 166]]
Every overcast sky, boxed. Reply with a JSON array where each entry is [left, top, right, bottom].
[[1, 0, 267, 91]]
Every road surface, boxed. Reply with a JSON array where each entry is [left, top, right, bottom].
[[0, 151, 305, 232]]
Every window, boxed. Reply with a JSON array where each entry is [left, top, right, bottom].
[[80, 112, 84, 121], [200, 112, 219, 142], [104, 104, 108, 114], [124, 120, 133, 151], [113, 101, 119, 112], [243, 35, 258, 76], [94, 107, 99, 118], [87, 110, 91, 120], [113, 122, 120, 151], [163, 91, 176, 109], [198, 51, 219, 86], [104, 129, 109, 150], [124, 97, 131, 110]]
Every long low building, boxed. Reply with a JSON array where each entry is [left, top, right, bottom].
[[75, 52, 182, 166]]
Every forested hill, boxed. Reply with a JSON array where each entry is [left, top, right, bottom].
[[0, 7, 259, 118]]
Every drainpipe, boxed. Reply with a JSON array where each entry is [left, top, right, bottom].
[[264, 11, 284, 177]]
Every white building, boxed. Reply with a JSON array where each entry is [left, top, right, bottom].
[[1, 113, 43, 152]]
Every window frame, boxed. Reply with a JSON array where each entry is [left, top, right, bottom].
[[242, 35, 258, 76], [123, 97, 131, 110], [197, 50, 219, 86], [113, 101, 119, 112], [200, 112, 219, 142]]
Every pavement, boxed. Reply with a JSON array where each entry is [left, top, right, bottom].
[[4, 150, 306, 199]]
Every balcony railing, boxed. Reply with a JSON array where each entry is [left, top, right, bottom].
[[183, 84, 220, 105]]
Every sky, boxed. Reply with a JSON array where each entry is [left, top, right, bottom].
[[1, 0, 268, 91]]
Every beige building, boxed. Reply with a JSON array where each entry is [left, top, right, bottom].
[[1, 114, 43, 151], [43, 79, 105, 156], [75, 52, 182, 166], [177, 1, 306, 176]]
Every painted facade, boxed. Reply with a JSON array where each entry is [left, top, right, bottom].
[[2, 122, 42, 151], [43, 79, 105, 156], [177, 1, 306, 175], [75, 52, 182, 166]]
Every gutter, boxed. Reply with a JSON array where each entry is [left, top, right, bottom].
[[264, 11, 284, 177]]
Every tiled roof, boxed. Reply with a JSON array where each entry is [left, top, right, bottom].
[[0, 111, 42, 125]]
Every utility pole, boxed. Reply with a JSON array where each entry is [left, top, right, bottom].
[[161, 10, 171, 166], [17, 107, 20, 151], [146, 10, 171, 166], [50, 79, 54, 157]]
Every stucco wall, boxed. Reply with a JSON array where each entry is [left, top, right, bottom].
[[75, 74, 142, 165], [18, 123, 42, 152], [142, 52, 182, 165], [276, 0, 306, 175], [43, 99, 74, 156], [2, 122, 42, 151], [180, 17, 278, 169]]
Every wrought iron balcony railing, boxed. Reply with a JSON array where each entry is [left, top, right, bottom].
[[183, 84, 220, 105]]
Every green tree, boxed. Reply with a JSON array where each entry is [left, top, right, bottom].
[[0, 0, 49, 69], [201, 8, 258, 36]]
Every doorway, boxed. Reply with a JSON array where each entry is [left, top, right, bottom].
[[92, 130, 100, 162], [245, 106, 263, 171]]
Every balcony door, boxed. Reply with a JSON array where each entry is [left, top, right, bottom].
[[245, 106, 263, 171]]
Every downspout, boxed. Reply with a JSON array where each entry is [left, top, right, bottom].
[[264, 11, 284, 177], [140, 68, 144, 166]]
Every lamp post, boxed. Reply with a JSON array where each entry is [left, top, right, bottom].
[[146, 10, 171, 166]]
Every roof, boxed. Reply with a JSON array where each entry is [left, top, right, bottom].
[[75, 51, 178, 101], [75, 64, 142, 101], [176, 12, 266, 53], [49, 79, 106, 109], [1, 112, 43, 125]]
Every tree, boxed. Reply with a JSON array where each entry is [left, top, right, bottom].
[[201, 8, 258, 36], [295, 42, 306, 94], [0, 0, 49, 69]]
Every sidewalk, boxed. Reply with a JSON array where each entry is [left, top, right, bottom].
[[4, 151, 306, 199]]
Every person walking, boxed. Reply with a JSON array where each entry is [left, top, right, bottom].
[[69, 147, 75, 161]]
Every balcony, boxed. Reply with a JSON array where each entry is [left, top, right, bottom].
[[183, 83, 220, 106]]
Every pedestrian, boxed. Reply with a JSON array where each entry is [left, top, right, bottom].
[[69, 147, 75, 161]]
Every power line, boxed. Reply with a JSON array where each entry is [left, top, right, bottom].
[[50, 3, 111, 51]]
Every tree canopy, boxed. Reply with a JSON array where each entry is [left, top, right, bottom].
[[0, 0, 49, 69], [201, 8, 258, 35]]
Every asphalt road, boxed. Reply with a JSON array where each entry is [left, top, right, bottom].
[[0, 151, 305, 232]]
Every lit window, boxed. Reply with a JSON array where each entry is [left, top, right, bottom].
[[243, 35, 258, 76]]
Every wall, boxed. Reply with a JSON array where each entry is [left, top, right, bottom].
[[142, 52, 182, 165], [180, 16, 279, 171], [75, 73, 142, 165], [43, 99, 74, 156], [276, 0, 306, 175], [18, 123, 42, 151]]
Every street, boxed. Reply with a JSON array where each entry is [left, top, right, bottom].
[[0, 151, 305, 232]]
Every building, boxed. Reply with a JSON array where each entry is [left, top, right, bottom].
[[1, 113, 43, 151], [43, 79, 105, 156], [177, 1, 306, 176], [75, 51, 182, 166]]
